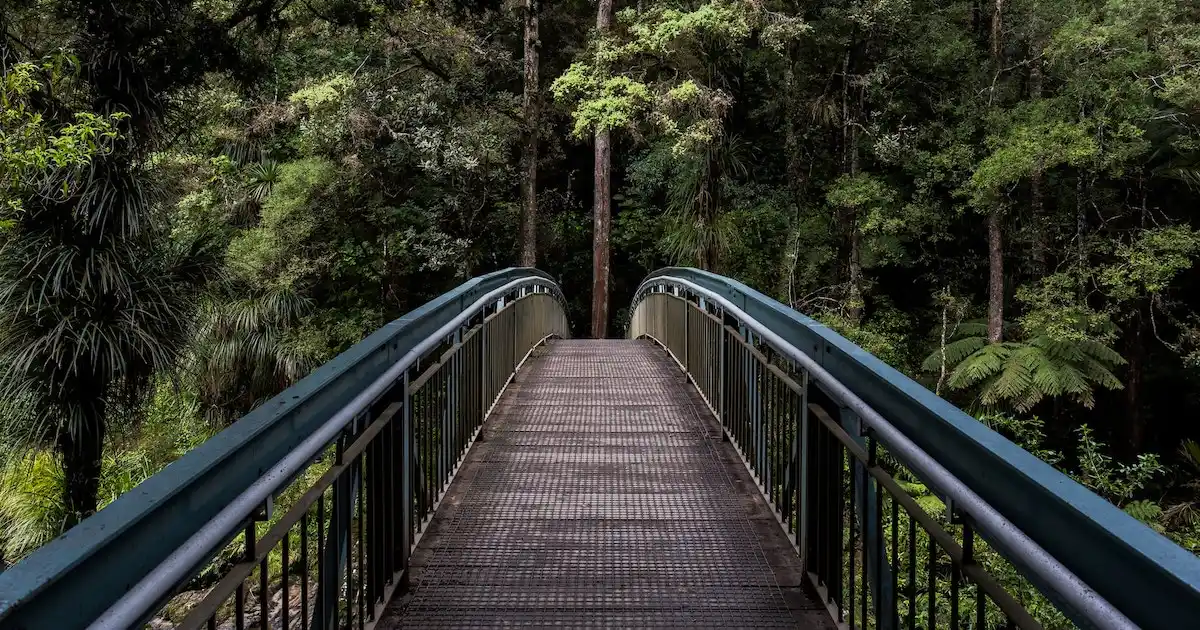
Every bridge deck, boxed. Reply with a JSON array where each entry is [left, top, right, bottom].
[[381, 339, 832, 628]]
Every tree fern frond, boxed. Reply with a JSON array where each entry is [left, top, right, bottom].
[[946, 343, 1012, 390], [1076, 358, 1124, 391], [1076, 337, 1127, 366], [943, 327, 1125, 411], [920, 336, 986, 372], [986, 346, 1037, 403], [951, 320, 991, 338]]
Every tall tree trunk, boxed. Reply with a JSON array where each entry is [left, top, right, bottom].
[[1077, 174, 1087, 293], [591, 0, 614, 338], [59, 408, 105, 528], [780, 52, 807, 303], [986, 0, 1005, 344], [1126, 308, 1146, 457], [699, 145, 721, 271], [841, 47, 865, 324], [847, 127, 863, 323], [519, 0, 540, 267], [991, 0, 1003, 61], [1029, 35, 1047, 274], [987, 209, 1004, 343]]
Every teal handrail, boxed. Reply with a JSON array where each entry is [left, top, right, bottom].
[[0, 268, 560, 630], [637, 267, 1200, 630]]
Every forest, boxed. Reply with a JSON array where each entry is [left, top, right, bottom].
[[2, 0, 1200, 598]]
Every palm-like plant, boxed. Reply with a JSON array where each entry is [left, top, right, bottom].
[[1164, 440, 1200, 532], [922, 320, 1125, 411], [661, 134, 751, 270], [0, 0, 239, 526], [188, 286, 315, 425], [0, 161, 223, 525], [246, 159, 282, 203]]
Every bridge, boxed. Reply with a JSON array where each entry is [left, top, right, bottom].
[[1, 268, 1199, 629]]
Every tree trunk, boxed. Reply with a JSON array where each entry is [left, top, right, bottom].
[[519, 0, 540, 267], [987, 208, 1004, 343], [591, 0, 614, 338], [58, 409, 105, 528], [848, 225, 864, 322], [986, 0, 1005, 344], [780, 52, 807, 303], [1076, 174, 1087, 296], [1126, 308, 1146, 457], [698, 146, 721, 272], [841, 47, 865, 324], [991, 0, 1003, 61], [1029, 35, 1047, 273]]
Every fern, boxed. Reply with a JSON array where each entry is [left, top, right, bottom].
[[1125, 500, 1165, 531], [927, 322, 1125, 412], [919, 335, 985, 372]]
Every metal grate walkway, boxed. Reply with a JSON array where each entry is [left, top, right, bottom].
[[380, 339, 833, 628]]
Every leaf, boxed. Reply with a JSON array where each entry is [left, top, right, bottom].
[[1124, 500, 1163, 528]]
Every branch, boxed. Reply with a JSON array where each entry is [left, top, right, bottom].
[[224, 0, 296, 31], [3, 29, 41, 59]]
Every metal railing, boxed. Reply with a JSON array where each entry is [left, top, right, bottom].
[[630, 268, 1200, 630], [0, 269, 568, 630]]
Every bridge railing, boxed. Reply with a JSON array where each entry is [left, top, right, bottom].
[[630, 267, 1200, 630], [0, 268, 568, 630]]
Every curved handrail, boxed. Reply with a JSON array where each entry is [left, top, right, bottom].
[[632, 267, 1200, 630], [0, 268, 565, 630]]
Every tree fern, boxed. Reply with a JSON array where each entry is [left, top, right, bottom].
[[927, 320, 1125, 412]]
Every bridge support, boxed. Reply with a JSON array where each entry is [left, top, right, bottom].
[[840, 408, 897, 630]]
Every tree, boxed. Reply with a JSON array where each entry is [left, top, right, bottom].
[[0, 0, 252, 525], [922, 320, 1125, 412], [520, 0, 541, 267], [591, 0, 615, 338], [189, 286, 315, 425], [986, 0, 1005, 344]]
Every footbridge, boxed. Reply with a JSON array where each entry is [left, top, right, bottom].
[[2, 268, 1200, 629]]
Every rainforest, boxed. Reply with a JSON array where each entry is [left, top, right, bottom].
[[2, 0, 1200, 611]]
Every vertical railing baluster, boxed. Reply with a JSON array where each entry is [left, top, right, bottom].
[[891, 492, 899, 629], [848, 441, 857, 628], [302, 508, 309, 630], [951, 519, 961, 629], [401, 372, 413, 582], [928, 530, 937, 630], [357, 454, 365, 630], [833, 431, 844, 611], [907, 510, 916, 629]]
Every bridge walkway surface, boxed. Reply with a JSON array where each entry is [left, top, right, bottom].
[[378, 338, 833, 628]]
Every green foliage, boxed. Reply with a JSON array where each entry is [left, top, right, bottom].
[[1073, 425, 1163, 505], [0, 56, 125, 223], [924, 319, 1125, 411], [820, 302, 918, 373], [189, 286, 317, 425], [969, 117, 1098, 206], [1017, 273, 1118, 344], [1099, 225, 1200, 301], [551, 0, 806, 152], [552, 67, 653, 137], [0, 452, 67, 562], [288, 74, 356, 111], [977, 412, 1063, 466], [226, 158, 338, 286]]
